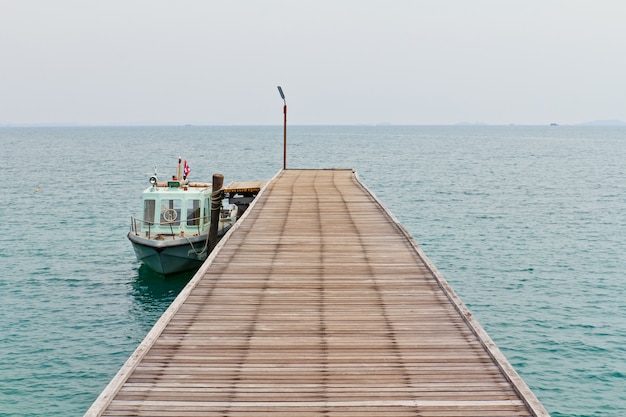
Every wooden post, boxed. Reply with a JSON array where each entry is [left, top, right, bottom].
[[208, 173, 224, 253]]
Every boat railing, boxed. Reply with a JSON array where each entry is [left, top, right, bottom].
[[185, 216, 206, 236], [130, 216, 155, 238], [130, 215, 208, 238]]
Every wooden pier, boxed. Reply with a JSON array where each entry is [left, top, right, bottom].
[[86, 169, 549, 417]]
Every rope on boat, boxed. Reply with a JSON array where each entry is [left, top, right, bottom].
[[186, 189, 224, 257], [185, 232, 210, 257]]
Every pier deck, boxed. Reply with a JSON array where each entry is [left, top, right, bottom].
[[86, 169, 548, 416]]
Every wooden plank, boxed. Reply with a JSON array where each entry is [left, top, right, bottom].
[[85, 169, 548, 417], [224, 180, 266, 193]]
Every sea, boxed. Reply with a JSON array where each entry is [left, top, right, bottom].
[[1, 125, 625, 416]]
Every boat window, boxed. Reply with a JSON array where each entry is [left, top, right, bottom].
[[187, 199, 201, 226], [204, 198, 210, 223], [160, 199, 181, 226], [143, 199, 156, 225]]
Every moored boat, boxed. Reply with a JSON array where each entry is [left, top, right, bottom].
[[128, 158, 237, 275]]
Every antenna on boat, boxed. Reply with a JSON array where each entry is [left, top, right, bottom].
[[277, 86, 287, 170]]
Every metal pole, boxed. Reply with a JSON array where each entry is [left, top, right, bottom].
[[283, 103, 287, 170], [277, 86, 286, 170]]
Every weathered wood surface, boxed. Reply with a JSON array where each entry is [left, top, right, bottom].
[[224, 181, 266, 193], [86, 169, 549, 417]]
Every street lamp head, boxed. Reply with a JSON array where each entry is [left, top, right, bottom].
[[277, 86, 285, 101]]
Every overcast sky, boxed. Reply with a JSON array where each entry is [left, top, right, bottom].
[[1, 1, 625, 125]]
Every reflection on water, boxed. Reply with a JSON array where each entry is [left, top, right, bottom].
[[129, 265, 195, 329]]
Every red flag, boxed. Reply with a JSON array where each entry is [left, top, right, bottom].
[[183, 160, 190, 178]]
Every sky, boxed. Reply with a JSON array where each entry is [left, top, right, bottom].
[[1, 0, 625, 126]]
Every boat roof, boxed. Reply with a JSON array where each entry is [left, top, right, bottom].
[[143, 182, 212, 197]]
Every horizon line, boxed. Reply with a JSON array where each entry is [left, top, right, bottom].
[[2, 120, 626, 128]]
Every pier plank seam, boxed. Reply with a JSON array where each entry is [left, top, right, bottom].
[[83, 170, 280, 416], [355, 172, 549, 416], [85, 168, 549, 417]]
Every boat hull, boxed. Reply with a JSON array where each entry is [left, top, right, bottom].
[[128, 232, 212, 275]]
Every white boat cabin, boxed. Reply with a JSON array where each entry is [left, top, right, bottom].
[[139, 180, 212, 237]]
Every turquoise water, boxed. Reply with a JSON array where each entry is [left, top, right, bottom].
[[1, 125, 625, 416]]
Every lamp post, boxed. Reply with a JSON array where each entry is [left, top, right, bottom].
[[277, 86, 287, 170]]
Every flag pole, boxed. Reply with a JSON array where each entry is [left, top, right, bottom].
[[277, 86, 287, 170]]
